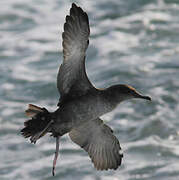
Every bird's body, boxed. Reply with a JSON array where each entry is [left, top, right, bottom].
[[21, 3, 151, 175], [52, 89, 116, 135]]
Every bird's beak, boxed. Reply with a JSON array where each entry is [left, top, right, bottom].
[[134, 92, 151, 101], [139, 95, 151, 101]]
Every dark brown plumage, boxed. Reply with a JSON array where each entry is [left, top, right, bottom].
[[21, 3, 151, 175]]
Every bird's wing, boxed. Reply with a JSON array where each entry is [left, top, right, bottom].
[[57, 3, 94, 99], [69, 118, 123, 170]]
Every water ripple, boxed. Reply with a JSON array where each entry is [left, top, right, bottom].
[[1, 0, 179, 179]]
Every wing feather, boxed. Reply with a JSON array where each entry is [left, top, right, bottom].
[[57, 3, 94, 100], [69, 118, 123, 170]]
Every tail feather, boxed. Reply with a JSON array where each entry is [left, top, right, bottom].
[[25, 104, 43, 118], [21, 104, 53, 143]]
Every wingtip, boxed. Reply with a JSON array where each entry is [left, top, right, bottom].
[[70, 3, 89, 28], [72, 3, 77, 8], [71, 3, 79, 12], [71, 3, 84, 15]]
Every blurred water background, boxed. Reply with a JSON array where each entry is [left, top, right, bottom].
[[0, 0, 179, 179]]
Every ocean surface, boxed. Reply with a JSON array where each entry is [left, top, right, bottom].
[[0, 0, 179, 179]]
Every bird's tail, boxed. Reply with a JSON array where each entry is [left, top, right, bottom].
[[21, 104, 54, 144]]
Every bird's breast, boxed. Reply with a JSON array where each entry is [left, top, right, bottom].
[[53, 92, 115, 134]]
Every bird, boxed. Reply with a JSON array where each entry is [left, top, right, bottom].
[[21, 3, 151, 176]]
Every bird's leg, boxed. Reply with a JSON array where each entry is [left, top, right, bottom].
[[52, 136, 60, 176]]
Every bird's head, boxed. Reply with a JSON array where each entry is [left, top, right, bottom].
[[106, 84, 151, 103]]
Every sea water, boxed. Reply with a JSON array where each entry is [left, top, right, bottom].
[[0, 0, 179, 179]]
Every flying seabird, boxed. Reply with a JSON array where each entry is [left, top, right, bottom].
[[21, 3, 151, 176]]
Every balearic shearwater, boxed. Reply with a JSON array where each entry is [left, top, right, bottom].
[[21, 3, 151, 176]]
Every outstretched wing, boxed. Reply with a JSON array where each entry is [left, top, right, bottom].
[[69, 118, 123, 170], [57, 3, 94, 100]]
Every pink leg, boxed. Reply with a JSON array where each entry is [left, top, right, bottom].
[[52, 136, 60, 176]]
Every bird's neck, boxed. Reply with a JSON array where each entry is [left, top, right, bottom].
[[101, 87, 129, 106]]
